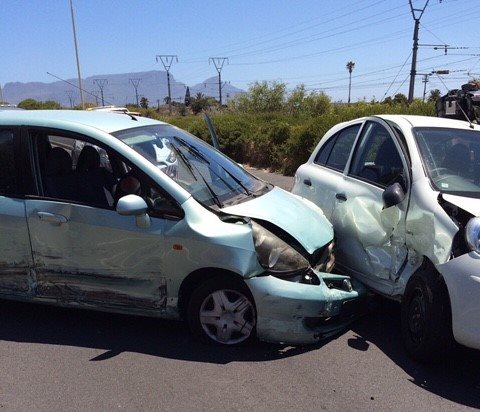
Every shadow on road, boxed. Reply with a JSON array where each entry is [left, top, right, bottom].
[[349, 298, 480, 409], [0, 299, 322, 364]]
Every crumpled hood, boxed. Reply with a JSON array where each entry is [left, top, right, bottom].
[[443, 193, 480, 217], [222, 186, 333, 254]]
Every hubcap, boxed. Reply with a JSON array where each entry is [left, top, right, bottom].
[[408, 289, 426, 345], [199, 289, 256, 344]]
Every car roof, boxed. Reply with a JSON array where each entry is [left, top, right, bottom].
[[375, 114, 480, 131], [0, 109, 163, 133]]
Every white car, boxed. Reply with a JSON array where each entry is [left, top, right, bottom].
[[292, 114, 480, 360]]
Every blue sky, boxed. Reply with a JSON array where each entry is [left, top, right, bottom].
[[2, 0, 479, 102]]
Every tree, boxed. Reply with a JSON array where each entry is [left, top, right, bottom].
[[184, 87, 191, 107], [428, 89, 442, 103], [190, 92, 213, 115], [18, 98, 41, 110], [140, 96, 149, 109], [231, 81, 286, 113], [346, 61, 355, 104], [393, 93, 408, 105]]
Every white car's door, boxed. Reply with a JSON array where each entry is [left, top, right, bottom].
[[293, 123, 361, 221], [332, 120, 410, 294]]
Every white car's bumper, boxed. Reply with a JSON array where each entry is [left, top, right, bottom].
[[437, 252, 480, 350]]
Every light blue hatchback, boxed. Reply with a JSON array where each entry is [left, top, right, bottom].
[[0, 110, 362, 345]]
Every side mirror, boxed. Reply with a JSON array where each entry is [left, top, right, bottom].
[[116, 194, 150, 228], [382, 182, 405, 209]]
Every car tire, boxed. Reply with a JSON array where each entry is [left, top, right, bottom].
[[187, 275, 257, 345], [401, 269, 454, 362]]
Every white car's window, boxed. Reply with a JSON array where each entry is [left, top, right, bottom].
[[314, 124, 360, 171], [0, 130, 17, 195], [414, 127, 480, 197], [350, 121, 405, 188]]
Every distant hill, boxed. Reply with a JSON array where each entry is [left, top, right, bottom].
[[2, 71, 245, 107]]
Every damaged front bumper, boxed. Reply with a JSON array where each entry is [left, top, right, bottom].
[[245, 270, 367, 345]]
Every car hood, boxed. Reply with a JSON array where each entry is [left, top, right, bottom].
[[443, 193, 480, 217], [222, 186, 333, 254]]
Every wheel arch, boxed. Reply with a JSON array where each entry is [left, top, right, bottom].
[[177, 268, 246, 320]]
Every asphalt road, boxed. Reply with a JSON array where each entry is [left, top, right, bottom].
[[1, 168, 479, 411]]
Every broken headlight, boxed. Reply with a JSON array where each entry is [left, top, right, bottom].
[[465, 216, 480, 253], [251, 221, 309, 274]]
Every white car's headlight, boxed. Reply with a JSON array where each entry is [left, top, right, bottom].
[[251, 221, 309, 274], [465, 217, 480, 253]]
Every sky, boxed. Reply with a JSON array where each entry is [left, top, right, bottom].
[[2, 0, 479, 103]]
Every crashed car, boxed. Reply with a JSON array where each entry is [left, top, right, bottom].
[[293, 114, 480, 359], [0, 110, 362, 346]]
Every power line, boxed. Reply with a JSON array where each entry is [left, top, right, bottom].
[[129, 78, 141, 106], [93, 78, 108, 106]]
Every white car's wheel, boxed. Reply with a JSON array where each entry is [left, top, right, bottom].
[[401, 269, 454, 361], [188, 276, 256, 345]]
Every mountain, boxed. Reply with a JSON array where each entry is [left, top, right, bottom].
[[2, 71, 245, 107]]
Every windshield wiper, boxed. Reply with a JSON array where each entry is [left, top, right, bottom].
[[169, 141, 223, 208]]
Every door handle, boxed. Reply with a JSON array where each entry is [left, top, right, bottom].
[[37, 212, 68, 224], [335, 193, 347, 201], [303, 178, 312, 187]]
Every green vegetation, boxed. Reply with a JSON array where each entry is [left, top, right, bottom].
[[16, 82, 437, 175]]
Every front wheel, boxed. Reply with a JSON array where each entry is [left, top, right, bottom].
[[187, 276, 256, 345], [401, 269, 454, 361]]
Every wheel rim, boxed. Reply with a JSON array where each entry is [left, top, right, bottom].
[[407, 288, 426, 345], [199, 289, 256, 345]]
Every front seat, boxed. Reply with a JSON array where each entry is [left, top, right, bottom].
[[44, 147, 75, 199]]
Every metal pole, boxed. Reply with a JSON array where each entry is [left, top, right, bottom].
[[407, 0, 429, 103], [156, 55, 178, 115], [408, 19, 420, 103], [209, 58, 228, 106], [70, 0, 84, 109]]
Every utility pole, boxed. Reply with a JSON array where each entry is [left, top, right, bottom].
[[69, 0, 84, 109], [156, 55, 178, 115], [408, 0, 429, 103], [66, 90, 75, 108], [422, 74, 429, 102], [209, 57, 229, 106], [0, 83, 4, 103], [129, 78, 141, 106], [93, 79, 108, 106]]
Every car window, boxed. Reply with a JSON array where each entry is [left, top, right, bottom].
[[349, 121, 405, 188], [315, 124, 360, 171], [0, 130, 17, 195], [29, 130, 181, 216], [414, 127, 480, 197]]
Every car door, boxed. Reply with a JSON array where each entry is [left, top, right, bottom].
[[24, 129, 171, 310], [331, 119, 410, 295], [0, 128, 35, 295], [294, 123, 362, 221]]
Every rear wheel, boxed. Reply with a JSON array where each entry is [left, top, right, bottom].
[[401, 269, 454, 361], [187, 276, 256, 345]]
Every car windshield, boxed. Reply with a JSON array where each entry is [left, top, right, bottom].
[[112, 124, 269, 207], [414, 127, 480, 198]]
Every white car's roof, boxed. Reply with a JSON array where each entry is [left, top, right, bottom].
[[375, 114, 480, 131], [0, 109, 164, 134]]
